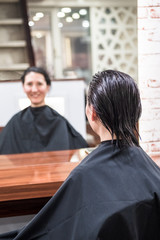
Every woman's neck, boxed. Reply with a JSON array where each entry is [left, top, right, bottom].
[[92, 120, 116, 142], [31, 103, 46, 108], [99, 127, 114, 142]]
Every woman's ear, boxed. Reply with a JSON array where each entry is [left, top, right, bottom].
[[46, 85, 50, 94], [91, 106, 98, 121], [22, 84, 26, 93]]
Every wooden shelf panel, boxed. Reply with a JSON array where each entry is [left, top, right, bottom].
[[0, 0, 18, 2], [0, 19, 23, 25], [0, 40, 26, 47], [0, 63, 29, 71]]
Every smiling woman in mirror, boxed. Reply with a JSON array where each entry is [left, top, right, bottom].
[[0, 66, 88, 154]]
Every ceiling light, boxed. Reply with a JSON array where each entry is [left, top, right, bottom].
[[57, 12, 65, 18], [33, 16, 40, 21], [28, 21, 34, 27], [61, 7, 71, 13], [66, 16, 73, 23], [72, 13, 80, 19], [79, 9, 87, 15], [82, 20, 90, 28], [36, 12, 44, 18]]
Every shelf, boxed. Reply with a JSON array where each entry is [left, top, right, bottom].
[[0, 0, 18, 2], [0, 63, 29, 71], [0, 19, 23, 25], [0, 41, 26, 47]]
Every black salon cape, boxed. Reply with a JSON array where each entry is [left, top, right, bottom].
[[1, 140, 160, 240], [0, 105, 88, 154]]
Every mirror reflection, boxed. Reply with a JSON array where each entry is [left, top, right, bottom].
[[27, 1, 137, 83], [0, 66, 88, 154], [0, 0, 137, 154], [29, 6, 91, 83]]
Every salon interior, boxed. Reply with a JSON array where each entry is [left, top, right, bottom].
[[0, 0, 160, 233]]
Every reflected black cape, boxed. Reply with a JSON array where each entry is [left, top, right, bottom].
[[0, 105, 88, 154], [1, 140, 160, 239]]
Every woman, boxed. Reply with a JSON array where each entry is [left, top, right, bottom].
[[0, 66, 88, 154], [1, 70, 160, 239]]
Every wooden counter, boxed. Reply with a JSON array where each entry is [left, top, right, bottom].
[[1, 148, 158, 218], [0, 149, 88, 217]]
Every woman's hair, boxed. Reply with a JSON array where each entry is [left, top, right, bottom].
[[21, 66, 51, 86], [87, 70, 142, 147]]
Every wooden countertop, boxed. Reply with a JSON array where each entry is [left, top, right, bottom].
[[0, 149, 88, 217], [0, 148, 158, 218]]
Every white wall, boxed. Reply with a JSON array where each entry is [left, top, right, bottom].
[[0, 80, 87, 139]]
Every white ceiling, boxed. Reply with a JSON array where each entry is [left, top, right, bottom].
[[28, 0, 136, 7]]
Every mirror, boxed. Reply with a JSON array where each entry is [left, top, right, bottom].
[[0, 0, 137, 83], [28, 6, 91, 83], [0, 0, 137, 154], [27, 0, 138, 84]]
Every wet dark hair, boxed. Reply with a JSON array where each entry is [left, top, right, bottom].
[[21, 66, 51, 86], [87, 70, 142, 147]]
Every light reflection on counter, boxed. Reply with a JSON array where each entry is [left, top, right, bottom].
[[70, 147, 96, 162]]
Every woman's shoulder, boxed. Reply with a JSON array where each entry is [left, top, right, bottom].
[[6, 107, 33, 126], [7, 107, 27, 122]]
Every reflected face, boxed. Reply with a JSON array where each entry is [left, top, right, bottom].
[[23, 71, 49, 107]]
